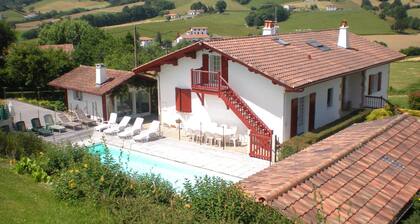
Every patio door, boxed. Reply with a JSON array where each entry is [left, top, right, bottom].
[[209, 55, 221, 84], [135, 89, 151, 115]]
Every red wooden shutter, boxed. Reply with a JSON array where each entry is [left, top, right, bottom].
[[368, 75, 373, 95], [309, 93, 316, 132], [290, 98, 298, 138], [181, 89, 192, 113], [221, 55, 228, 82], [377, 72, 382, 91], [175, 88, 181, 112], [202, 54, 209, 84]]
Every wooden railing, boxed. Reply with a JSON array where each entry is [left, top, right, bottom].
[[191, 69, 221, 92]]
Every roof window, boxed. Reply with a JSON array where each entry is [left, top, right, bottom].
[[306, 39, 331, 51], [272, 37, 289, 46]]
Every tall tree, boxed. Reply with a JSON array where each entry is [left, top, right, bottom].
[[215, 0, 227, 13], [38, 20, 99, 46], [0, 21, 16, 65]]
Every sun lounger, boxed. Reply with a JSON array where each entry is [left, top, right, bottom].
[[118, 117, 144, 138], [95, 113, 117, 132], [57, 113, 83, 130], [103, 116, 131, 135], [44, 114, 66, 133], [133, 120, 160, 142], [15, 121, 28, 132], [31, 118, 53, 136], [74, 108, 96, 126]]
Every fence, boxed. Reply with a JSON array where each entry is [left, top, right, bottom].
[[1, 88, 64, 101]]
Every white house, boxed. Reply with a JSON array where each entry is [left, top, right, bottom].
[[175, 27, 210, 44], [49, 64, 155, 122], [187, 9, 204, 16], [139, 37, 154, 47], [325, 5, 338, 11], [133, 20, 404, 161], [166, 13, 180, 20]]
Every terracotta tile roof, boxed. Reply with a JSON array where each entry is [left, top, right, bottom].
[[133, 29, 404, 90], [139, 37, 153, 41], [205, 30, 404, 88], [39, 44, 74, 53], [48, 65, 136, 95], [181, 34, 210, 39], [240, 114, 420, 223]]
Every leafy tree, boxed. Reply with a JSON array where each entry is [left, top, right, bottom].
[[236, 0, 251, 5], [361, 0, 373, 10], [245, 5, 289, 27], [3, 44, 75, 88], [155, 32, 162, 46], [0, 21, 16, 64], [38, 20, 99, 46], [190, 1, 208, 12], [215, 0, 227, 13], [392, 6, 407, 20], [391, 18, 408, 32], [21, 27, 40, 40]]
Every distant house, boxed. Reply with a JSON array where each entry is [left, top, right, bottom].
[[24, 13, 38, 19], [49, 64, 155, 121], [175, 27, 210, 43], [133, 20, 403, 161], [39, 44, 74, 54], [166, 13, 180, 20], [241, 114, 420, 223], [187, 9, 204, 16], [139, 37, 153, 47], [326, 4, 337, 11]]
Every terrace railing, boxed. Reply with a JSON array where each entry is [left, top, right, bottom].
[[191, 69, 223, 93]]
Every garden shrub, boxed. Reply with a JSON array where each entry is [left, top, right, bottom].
[[366, 108, 394, 121], [182, 176, 291, 224], [15, 157, 51, 183], [136, 173, 176, 205], [0, 131, 44, 159], [41, 144, 86, 175], [408, 91, 420, 110]]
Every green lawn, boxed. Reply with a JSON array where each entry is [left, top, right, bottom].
[[280, 9, 394, 35], [0, 160, 114, 224], [388, 61, 420, 108], [24, 0, 109, 13], [408, 8, 420, 18], [1, 10, 25, 23], [172, 0, 249, 13]]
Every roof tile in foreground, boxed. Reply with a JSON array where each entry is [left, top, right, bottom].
[[240, 114, 419, 223]]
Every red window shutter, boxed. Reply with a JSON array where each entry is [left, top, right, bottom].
[[221, 55, 228, 82], [290, 98, 298, 138], [175, 88, 181, 112], [377, 72, 382, 91], [181, 89, 192, 113], [368, 75, 373, 95]]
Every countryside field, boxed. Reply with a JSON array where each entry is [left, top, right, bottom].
[[408, 8, 420, 18], [364, 34, 420, 50], [171, 0, 249, 13], [24, 0, 110, 13], [388, 61, 420, 108]]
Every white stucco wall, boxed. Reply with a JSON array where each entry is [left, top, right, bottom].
[[67, 90, 103, 120], [158, 50, 285, 138], [364, 64, 390, 98], [283, 78, 341, 141], [344, 72, 363, 109]]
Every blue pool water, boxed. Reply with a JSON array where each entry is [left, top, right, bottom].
[[89, 144, 240, 189]]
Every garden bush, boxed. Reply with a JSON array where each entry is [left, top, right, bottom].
[[15, 157, 51, 183], [136, 173, 176, 205], [366, 108, 395, 121], [17, 97, 66, 111], [408, 91, 420, 110], [0, 131, 44, 159]]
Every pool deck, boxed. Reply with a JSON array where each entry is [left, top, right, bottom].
[[77, 132, 270, 180]]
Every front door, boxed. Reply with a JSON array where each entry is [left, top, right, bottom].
[[290, 98, 298, 138]]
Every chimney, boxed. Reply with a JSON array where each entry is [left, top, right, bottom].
[[96, 63, 107, 86], [262, 20, 277, 36], [337, 20, 349, 49]]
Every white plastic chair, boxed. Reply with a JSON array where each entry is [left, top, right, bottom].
[[133, 120, 160, 142], [95, 113, 117, 132], [227, 126, 239, 147], [104, 116, 131, 135], [118, 117, 144, 138]]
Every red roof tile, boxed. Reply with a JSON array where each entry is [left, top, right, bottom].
[[240, 114, 420, 223], [133, 30, 404, 89], [48, 65, 136, 95]]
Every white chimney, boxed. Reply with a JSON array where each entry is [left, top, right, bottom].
[[96, 63, 107, 85], [262, 20, 277, 36], [337, 20, 349, 49]]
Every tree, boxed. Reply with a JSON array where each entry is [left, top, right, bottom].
[[155, 32, 162, 46], [215, 0, 227, 13], [361, 0, 373, 10], [38, 20, 99, 46], [391, 18, 408, 32], [190, 1, 208, 12], [245, 5, 290, 27], [0, 21, 16, 64], [4, 44, 75, 88]]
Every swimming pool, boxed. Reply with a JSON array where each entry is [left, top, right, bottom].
[[90, 144, 241, 189]]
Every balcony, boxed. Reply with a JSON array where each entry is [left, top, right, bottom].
[[191, 69, 226, 94]]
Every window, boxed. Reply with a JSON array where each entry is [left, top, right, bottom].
[[73, 91, 83, 101], [135, 89, 150, 114], [327, 88, 333, 107], [209, 55, 221, 83], [116, 91, 133, 116], [175, 88, 192, 113], [368, 72, 382, 95]]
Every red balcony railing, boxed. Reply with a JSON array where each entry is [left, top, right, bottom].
[[191, 69, 222, 92]]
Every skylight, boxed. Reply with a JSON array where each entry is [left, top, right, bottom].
[[272, 37, 289, 46], [306, 39, 331, 52]]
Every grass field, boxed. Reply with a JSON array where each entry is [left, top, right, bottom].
[[408, 8, 420, 18], [1, 10, 25, 23], [171, 0, 249, 13], [24, 0, 110, 13], [0, 160, 113, 224], [388, 61, 420, 108], [364, 34, 420, 51]]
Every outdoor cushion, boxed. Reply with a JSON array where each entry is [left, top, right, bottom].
[[31, 118, 53, 136]]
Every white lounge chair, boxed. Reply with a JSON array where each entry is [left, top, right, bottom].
[[103, 116, 131, 135], [133, 120, 160, 142], [118, 117, 144, 138], [95, 113, 117, 132]]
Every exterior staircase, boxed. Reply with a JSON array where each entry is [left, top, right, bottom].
[[218, 77, 273, 161]]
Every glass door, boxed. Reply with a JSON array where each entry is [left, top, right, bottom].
[[135, 89, 150, 115], [209, 55, 221, 84]]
